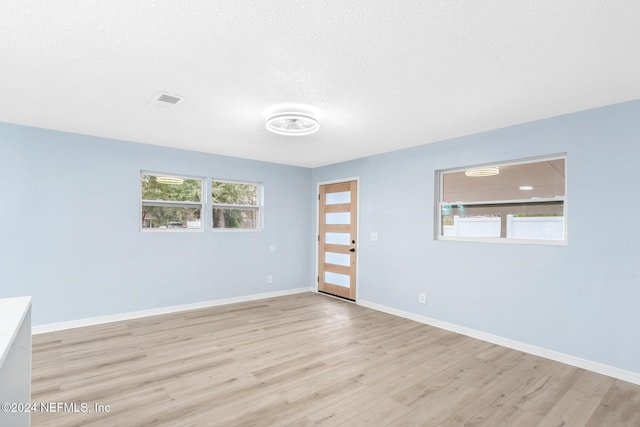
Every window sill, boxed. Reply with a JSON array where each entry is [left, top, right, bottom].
[[210, 228, 262, 232], [141, 228, 204, 232], [437, 236, 567, 246]]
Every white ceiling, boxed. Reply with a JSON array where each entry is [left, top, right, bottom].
[[1, 1, 639, 168]]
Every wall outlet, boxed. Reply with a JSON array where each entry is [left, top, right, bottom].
[[267, 275, 273, 284], [419, 292, 426, 304]]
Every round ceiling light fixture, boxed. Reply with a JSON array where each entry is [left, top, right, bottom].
[[266, 112, 319, 136]]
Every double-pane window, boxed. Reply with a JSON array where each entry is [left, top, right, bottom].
[[211, 180, 261, 230], [141, 173, 203, 230]]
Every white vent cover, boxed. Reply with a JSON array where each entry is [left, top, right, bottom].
[[149, 92, 184, 110]]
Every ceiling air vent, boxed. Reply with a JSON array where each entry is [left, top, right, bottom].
[[149, 92, 184, 110]]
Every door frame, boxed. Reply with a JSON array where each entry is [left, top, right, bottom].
[[315, 177, 360, 301]]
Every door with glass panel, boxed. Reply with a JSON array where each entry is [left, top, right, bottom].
[[318, 180, 357, 300]]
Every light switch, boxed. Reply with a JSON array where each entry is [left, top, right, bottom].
[[370, 232, 378, 241]]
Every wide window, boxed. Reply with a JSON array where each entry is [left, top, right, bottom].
[[211, 180, 261, 230], [141, 172, 203, 230], [437, 155, 566, 244]]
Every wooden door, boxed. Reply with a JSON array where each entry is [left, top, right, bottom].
[[318, 180, 357, 300]]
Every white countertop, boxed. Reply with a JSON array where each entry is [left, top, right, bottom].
[[0, 296, 32, 369]]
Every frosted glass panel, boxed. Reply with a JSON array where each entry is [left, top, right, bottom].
[[326, 191, 350, 205], [325, 271, 350, 288], [325, 252, 350, 267], [325, 212, 350, 225], [325, 232, 350, 245]]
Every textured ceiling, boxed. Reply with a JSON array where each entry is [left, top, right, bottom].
[[1, 1, 639, 167]]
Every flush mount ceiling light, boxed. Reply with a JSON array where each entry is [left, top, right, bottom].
[[519, 185, 534, 191], [465, 167, 500, 177], [266, 113, 319, 136]]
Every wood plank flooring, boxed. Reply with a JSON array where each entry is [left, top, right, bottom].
[[31, 292, 640, 426]]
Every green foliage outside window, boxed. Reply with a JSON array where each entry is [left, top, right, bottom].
[[211, 181, 259, 229], [141, 174, 201, 202], [141, 174, 202, 229]]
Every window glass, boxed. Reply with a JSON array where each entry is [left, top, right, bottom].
[[326, 191, 350, 205], [211, 180, 261, 230], [141, 173, 203, 230], [438, 157, 566, 243]]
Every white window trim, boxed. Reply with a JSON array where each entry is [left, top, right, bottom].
[[210, 179, 263, 232], [436, 154, 567, 246], [437, 235, 567, 246], [140, 171, 206, 232]]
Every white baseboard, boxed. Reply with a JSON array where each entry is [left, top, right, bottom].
[[358, 299, 640, 386], [32, 287, 313, 335]]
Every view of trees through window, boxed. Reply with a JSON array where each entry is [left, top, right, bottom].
[[140, 173, 261, 231], [211, 181, 259, 229], [141, 173, 203, 229]]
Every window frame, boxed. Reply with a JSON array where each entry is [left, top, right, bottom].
[[140, 171, 206, 232], [210, 179, 263, 232], [436, 154, 567, 246]]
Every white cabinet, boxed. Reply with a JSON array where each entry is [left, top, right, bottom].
[[0, 297, 32, 427]]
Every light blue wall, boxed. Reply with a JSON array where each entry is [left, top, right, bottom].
[[0, 123, 312, 325], [2, 100, 639, 375], [312, 100, 640, 374]]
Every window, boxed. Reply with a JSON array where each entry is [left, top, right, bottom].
[[141, 172, 203, 230], [211, 180, 261, 230], [437, 155, 566, 244]]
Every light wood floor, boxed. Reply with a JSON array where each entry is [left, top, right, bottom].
[[31, 292, 640, 426]]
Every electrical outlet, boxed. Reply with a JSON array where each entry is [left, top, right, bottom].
[[267, 275, 273, 284], [419, 292, 426, 304]]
